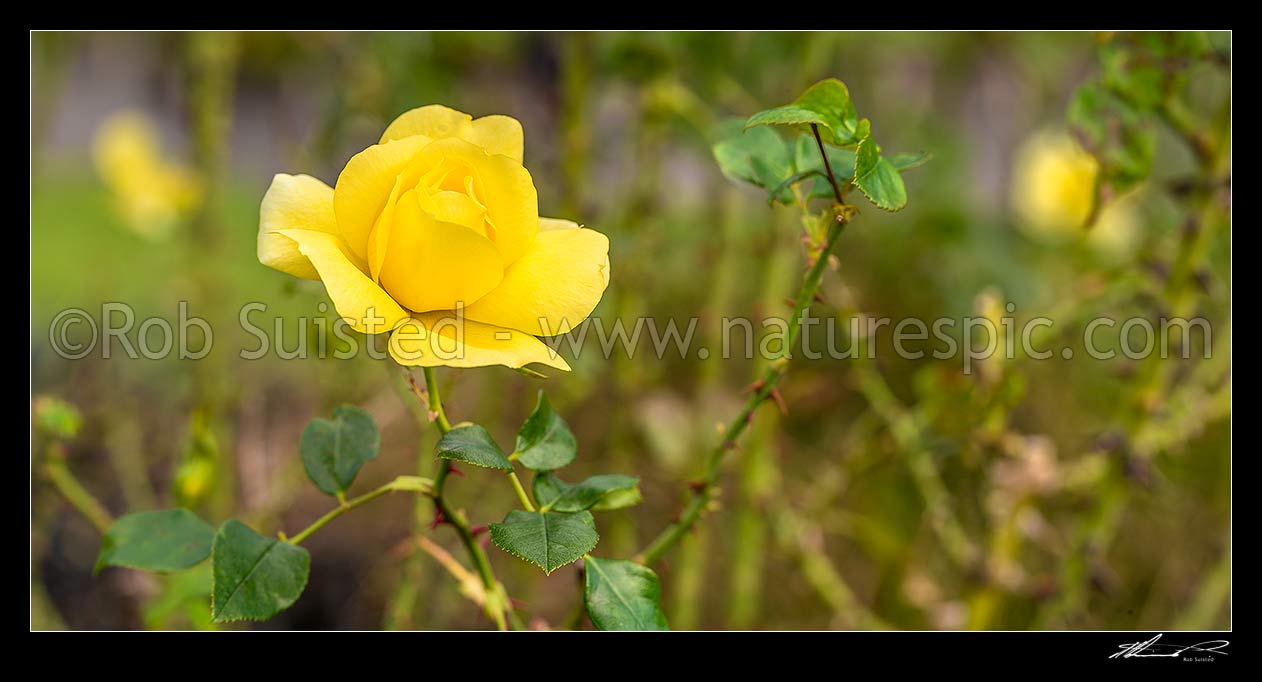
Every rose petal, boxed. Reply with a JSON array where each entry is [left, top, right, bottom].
[[380, 104, 474, 144], [276, 228, 410, 335], [464, 224, 610, 336], [468, 114, 524, 163], [407, 137, 538, 266], [377, 189, 504, 313], [389, 312, 571, 371], [333, 135, 432, 261], [258, 174, 339, 280]]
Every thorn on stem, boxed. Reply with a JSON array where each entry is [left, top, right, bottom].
[[469, 524, 489, 537], [429, 508, 446, 529], [743, 379, 766, 394], [768, 387, 788, 416], [448, 465, 466, 478]]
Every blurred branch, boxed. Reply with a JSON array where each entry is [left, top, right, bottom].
[[635, 212, 849, 566], [41, 445, 113, 535]]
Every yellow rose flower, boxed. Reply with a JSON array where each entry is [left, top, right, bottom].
[[258, 105, 611, 371], [93, 111, 202, 240], [1010, 131, 1140, 258]]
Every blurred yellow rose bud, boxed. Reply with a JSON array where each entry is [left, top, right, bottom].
[[1010, 131, 1141, 258], [92, 111, 202, 240], [173, 457, 216, 507], [258, 105, 611, 371]]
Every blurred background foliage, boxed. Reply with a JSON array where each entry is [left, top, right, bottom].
[[30, 31, 1230, 630]]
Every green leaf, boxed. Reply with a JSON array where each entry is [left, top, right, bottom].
[[790, 78, 861, 145], [792, 134, 859, 200], [514, 391, 577, 471], [300, 405, 380, 496], [584, 556, 669, 631], [853, 132, 908, 211], [142, 563, 214, 630], [533, 473, 642, 512], [712, 121, 796, 202], [210, 520, 310, 623], [745, 105, 833, 134], [436, 424, 512, 471], [745, 79, 861, 147], [889, 151, 932, 172], [96, 509, 215, 573], [489, 510, 599, 574]]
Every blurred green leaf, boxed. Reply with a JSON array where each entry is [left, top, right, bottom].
[[96, 509, 215, 573], [211, 520, 310, 623], [584, 556, 669, 631], [142, 563, 214, 630], [533, 473, 642, 512], [514, 391, 577, 471], [889, 151, 933, 171], [1069, 82, 1155, 193], [300, 405, 380, 497], [489, 510, 598, 574], [436, 424, 513, 471], [713, 121, 796, 202], [854, 131, 908, 211]]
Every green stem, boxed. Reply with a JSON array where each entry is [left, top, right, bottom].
[[635, 214, 849, 566], [287, 480, 422, 546], [43, 447, 114, 535], [507, 471, 536, 511], [421, 367, 520, 631]]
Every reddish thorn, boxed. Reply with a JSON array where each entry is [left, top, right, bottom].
[[686, 479, 706, 493], [469, 524, 489, 537], [769, 388, 788, 416], [783, 297, 797, 308], [742, 379, 766, 394], [509, 598, 528, 610], [429, 508, 446, 530], [448, 465, 466, 478], [813, 293, 826, 304], [479, 534, 492, 549], [743, 411, 755, 426]]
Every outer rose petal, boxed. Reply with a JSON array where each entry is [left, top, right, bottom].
[[376, 189, 504, 313], [468, 115, 524, 162], [539, 217, 580, 231], [389, 312, 571, 371], [464, 224, 611, 336], [276, 229, 410, 335], [258, 174, 339, 280], [408, 137, 539, 266], [379, 105, 474, 144], [334, 134, 432, 261], [381, 106, 524, 163]]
